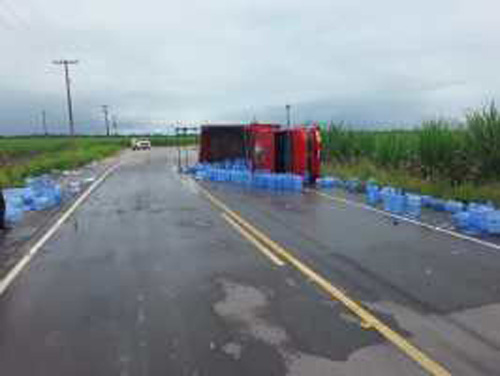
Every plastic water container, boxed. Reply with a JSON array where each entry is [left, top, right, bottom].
[[390, 193, 406, 214], [328, 177, 339, 188], [5, 204, 23, 224], [253, 173, 263, 188], [261, 173, 269, 189], [468, 204, 494, 234], [381, 187, 395, 211], [453, 211, 471, 231], [242, 171, 251, 185], [54, 184, 62, 205], [273, 174, 282, 190], [420, 195, 432, 207], [432, 198, 446, 211], [366, 184, 380, 206], [292, 175, 303, 191], [382, 189, 405, 214], [318, 177, 335, 189], [444, 200, 464, 213], [33, 195, 52, 211], [4, 193, 24, 223], [268, 174, 275, 189], [345, 179, 360, 193], [406, 194, 422, 218], [485, 211, 500, 235]]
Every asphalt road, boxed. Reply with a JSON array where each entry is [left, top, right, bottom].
[[0, 149, 499, 375]]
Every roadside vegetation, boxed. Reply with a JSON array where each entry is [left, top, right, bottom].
[[0, 135, 197, 187], [322, 103, 500, 204]]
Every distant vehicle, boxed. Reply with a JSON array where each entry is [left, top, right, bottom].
[[131, 138, 152, 150]]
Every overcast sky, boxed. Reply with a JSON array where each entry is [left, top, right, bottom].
[[0, 0, 498, 135]]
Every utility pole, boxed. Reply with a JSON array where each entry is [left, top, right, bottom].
[[42, 110, 48, 136], [285, 104, 291, 128], [102, 105, 110, 136], [53, 60, 78, 136], [112, 115, 118, 136]]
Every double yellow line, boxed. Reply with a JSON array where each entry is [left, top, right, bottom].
[[197, 183, 451, 376], [222, 213, 285, 267]]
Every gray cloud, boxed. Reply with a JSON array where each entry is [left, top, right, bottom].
[[0, 0, 499, 134]]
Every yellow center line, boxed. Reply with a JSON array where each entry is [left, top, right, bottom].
[[195, 181, 452, 376], [221, 213, 285, 267]]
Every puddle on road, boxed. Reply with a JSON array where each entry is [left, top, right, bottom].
[[213, 279, 423, 376]]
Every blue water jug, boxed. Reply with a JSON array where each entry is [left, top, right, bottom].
[[453, 211, 471, 231], [5, 193, 24, 223], [292, 175, 303, 191], [389, 193, 405, 214], [468, 204, 493, 233], [366, 184, 380, 205], [445, 200, 464, 213], [485, 211, 500, 235], [406, 194, 422, 218]]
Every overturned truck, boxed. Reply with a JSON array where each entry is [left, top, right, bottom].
[[199, 123, 321, 183]]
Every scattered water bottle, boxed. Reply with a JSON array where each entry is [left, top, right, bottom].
[[485, 211, 500, 235], [318, 177, 335, 189], [292, 175, 303, 191], [366, 184, 380, 206], [381, 187, 395, 211], [468, 204, 494, 234], [429, 197, 446, 211], [453, 211, 471, 231], [4, 192, 24, 223], [444, 200, 464, 213], [390, 193, 406, 214], [406, 194, 422, 218]]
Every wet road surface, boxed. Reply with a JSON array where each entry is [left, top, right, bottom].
[[0, 149, 499, 375]]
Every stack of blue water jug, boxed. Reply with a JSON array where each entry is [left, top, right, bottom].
[[193, 160, 304, 192], [368, 186, 422, 218], [4, 176, 63, 224], [452, 203, 500, 235], [25, 176, 62, 211]]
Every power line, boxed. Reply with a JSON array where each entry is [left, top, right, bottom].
[[53, 60, 79, 136]]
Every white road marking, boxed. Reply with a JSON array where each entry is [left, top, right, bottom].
[[0, 163, 121, 297], [311, 189, 500, 251]]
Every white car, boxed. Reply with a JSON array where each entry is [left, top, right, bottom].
[[131, 138, 151, 150]]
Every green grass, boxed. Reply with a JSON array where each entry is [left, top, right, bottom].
[[0, 137, 124, 187], [0, 135, 197, 187], [322, 103, 500, 204]]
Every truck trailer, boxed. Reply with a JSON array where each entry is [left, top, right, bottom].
[[199, 123, 321, 183]]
